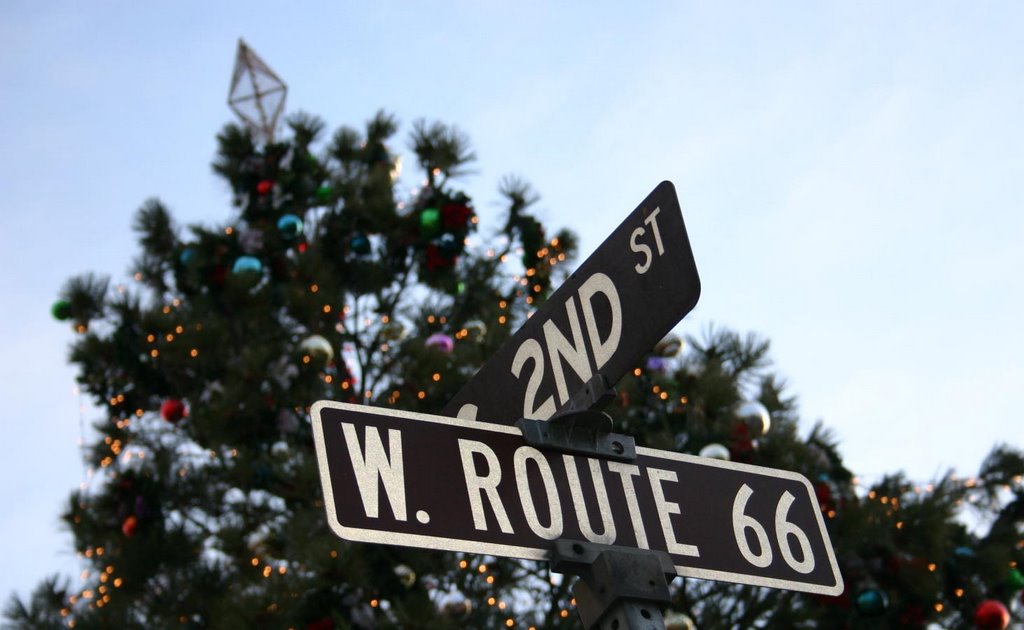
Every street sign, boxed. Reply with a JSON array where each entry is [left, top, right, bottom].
[[442, 181, 700, 424], [311, 401, 844, 596]]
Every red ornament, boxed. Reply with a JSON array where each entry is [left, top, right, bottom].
[[975, 599, 1010, 630], [121, 515, 138, 538], [306, 618, 334, 630], [160, 399, 187, 423], [441, 203, 473, 230], [210, 264, 228, 286], [256, 179, 274, 196], [898, 603, 926, 628], [814, 481, 834, 510], [424, 244, 455, 271]]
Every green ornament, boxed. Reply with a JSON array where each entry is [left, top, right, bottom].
[[51, 299, 73, 321], [420, 207, 441, 236], [1008, 567, 1024, 590], [315, 185, 333, 202], [457, 281, 466, 294]]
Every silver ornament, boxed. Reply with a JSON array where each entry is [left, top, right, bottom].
[[664, 611, 696, 630], [463, 319, 487, 342], [440, 593, 472, 618], [380, 321, 408, 342], [654, 333, 684, 357], [736, 400, 771, 436], [271, 440, 289, 458], [394, 564, 416, 588], [299, 334, 334, 363], [276, 409, 300, 434], [699, 443, 731, 461], [238, 227, 265, 254]]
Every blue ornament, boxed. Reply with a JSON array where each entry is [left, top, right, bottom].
[[954, 546, 976, 558], [232, 255, 263, 275], [179, 247, 197, 266], [277, 214, 303, 240], [438, 233, 461, 256], [645, 356, 669, 373], [350, 233, 371, 255], [855, 589, 888, 617]]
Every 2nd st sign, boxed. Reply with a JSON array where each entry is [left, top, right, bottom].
[[312, 401, 844, 596], [442, 181, 700, 424]]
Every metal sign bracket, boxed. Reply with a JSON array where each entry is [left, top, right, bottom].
[[551, 539, 675, 630], [515, 375, 636, 462]]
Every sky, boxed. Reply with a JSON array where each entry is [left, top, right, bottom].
[[1, 0, 1022, 606]]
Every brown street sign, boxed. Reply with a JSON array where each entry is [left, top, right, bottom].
[[442, 181, 700, 424], [311, 401, 844, 596]]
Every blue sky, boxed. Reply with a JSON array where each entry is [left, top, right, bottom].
[[2, 1, 1022, 604]]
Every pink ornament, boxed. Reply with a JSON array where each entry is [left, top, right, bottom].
[[425, 333, 454, 353]]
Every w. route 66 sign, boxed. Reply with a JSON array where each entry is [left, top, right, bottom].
[[311, 402, 844, 596]]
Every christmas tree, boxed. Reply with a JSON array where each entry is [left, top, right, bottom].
[[9, 105, 1024, 629]]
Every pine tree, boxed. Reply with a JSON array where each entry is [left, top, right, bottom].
[[10, 109, 1024, 629]]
